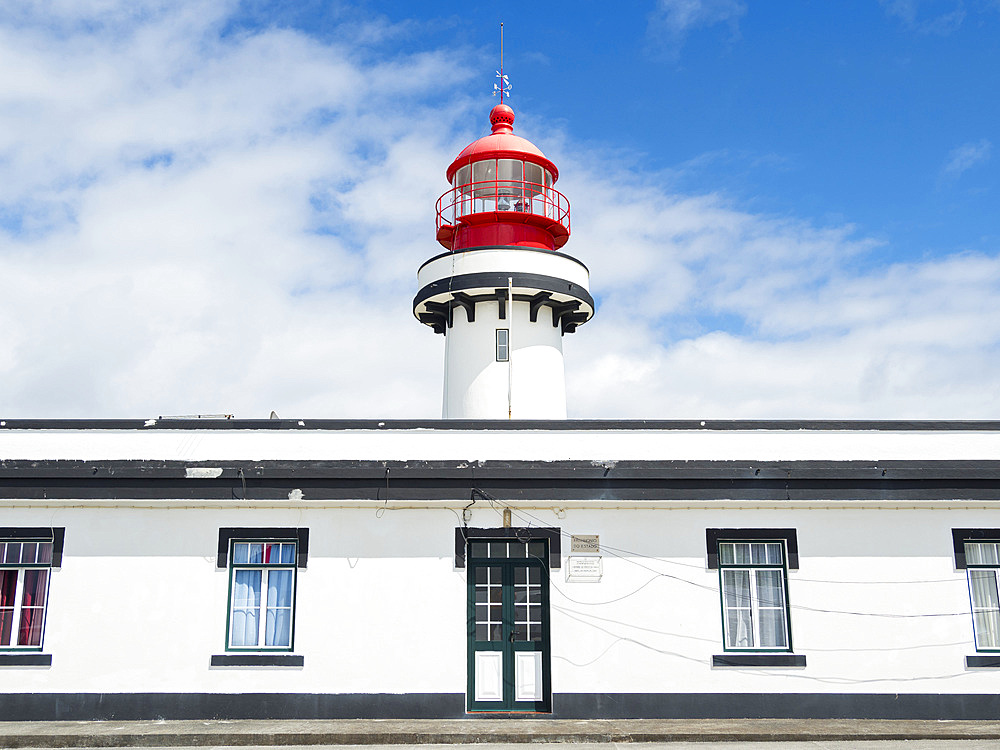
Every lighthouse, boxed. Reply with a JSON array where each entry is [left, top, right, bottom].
[[413, 103, 594, 419]]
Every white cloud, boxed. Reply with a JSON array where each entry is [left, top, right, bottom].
[[646, 0, 747, 59], [942, 139, 993, 180], [880, 0, 967, 34], [1, 1, 999, 421]]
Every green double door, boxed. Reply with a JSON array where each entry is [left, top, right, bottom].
[[466, 538, 551, 712]]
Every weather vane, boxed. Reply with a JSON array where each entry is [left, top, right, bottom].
[[493, 22, 511, 103]]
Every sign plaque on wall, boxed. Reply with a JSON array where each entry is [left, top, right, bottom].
[[570, 534, 599, 553], [565, 556, 603, 583]]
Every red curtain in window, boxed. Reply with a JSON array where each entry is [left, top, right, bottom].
[[17, 570, 47, 646], [0, 571, 15, 646]]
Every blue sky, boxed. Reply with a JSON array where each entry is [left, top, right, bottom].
[[235, 0, 999, 257], [0, 0, 998, 418]]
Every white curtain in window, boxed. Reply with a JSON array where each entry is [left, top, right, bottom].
[[265, 569, 293, 647], [755, 569, 787, 648], [969, 569, 1000, 648], [723, 569, 753, 647], [231, 570, 261, 646]]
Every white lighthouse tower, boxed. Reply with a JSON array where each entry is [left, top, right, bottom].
[[413, 103, 594, 418]]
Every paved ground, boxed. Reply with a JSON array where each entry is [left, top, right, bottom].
[[9, 743, 1000, 750], [4, 720, 1000, 747]]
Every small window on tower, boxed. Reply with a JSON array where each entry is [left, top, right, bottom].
[[496, 329, 509, 362]]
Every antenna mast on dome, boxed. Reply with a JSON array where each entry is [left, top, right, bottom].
[[494, 22, 511, 104]]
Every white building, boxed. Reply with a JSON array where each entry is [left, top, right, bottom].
[[2, 104, 1000, 721]]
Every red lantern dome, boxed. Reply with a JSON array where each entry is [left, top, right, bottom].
[[435, 104, 570, 251]]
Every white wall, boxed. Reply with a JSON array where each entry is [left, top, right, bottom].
[[4, 503, 999, 697], [443, 300, 566, 419]]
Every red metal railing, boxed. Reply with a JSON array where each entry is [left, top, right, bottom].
[[436, 179, 571, 235]]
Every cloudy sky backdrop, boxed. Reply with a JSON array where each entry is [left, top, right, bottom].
[[1, 0, 998, 419]]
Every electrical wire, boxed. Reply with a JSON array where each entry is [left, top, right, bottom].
[[471, 491, 975, 619]]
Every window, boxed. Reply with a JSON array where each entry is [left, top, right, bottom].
[[963, 540, 1000, 651], [496, 329, 509, 362], [226, 541, 297, 651], [0, 538, 55, 650], [707, 528, 798, 658], [717, 541, 790, 650]]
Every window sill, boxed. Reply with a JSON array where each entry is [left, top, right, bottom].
[[713, 653, 806, 667], [966, 655, 1000, 668], [210, 654, 303, 667], [0, 653, 52, 666]]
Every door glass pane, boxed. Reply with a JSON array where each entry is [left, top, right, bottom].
[[489, 542, 506, 558], [474, 566, 504, 642], [528, 542, 545, 559]]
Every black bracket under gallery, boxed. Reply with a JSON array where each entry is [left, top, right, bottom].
[[706, 528, 799, 570], [210, 654, 304, 667], [527, 292, 552, 323], [451, 292, 476, 324], [0, 527, 65, 568], [560, 311, 589, 334], [712, 654, 806, 667], [419, 301, 450, 334], [495, 289, 507, 320], [549, 300, 580, 327], [454, 527, 561, 569], [952, 529, 1000, 569], [216, 528, 309, 569]]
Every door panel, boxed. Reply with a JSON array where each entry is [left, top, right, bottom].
[[474, 651, 504, 701], [514, 651, 543, 701]]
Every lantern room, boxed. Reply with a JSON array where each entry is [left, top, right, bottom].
[[436, 104, 570, 252]]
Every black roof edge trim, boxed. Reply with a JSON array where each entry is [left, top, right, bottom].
[[412, 272, 595, 315], [6, 419, 1000, 432]]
